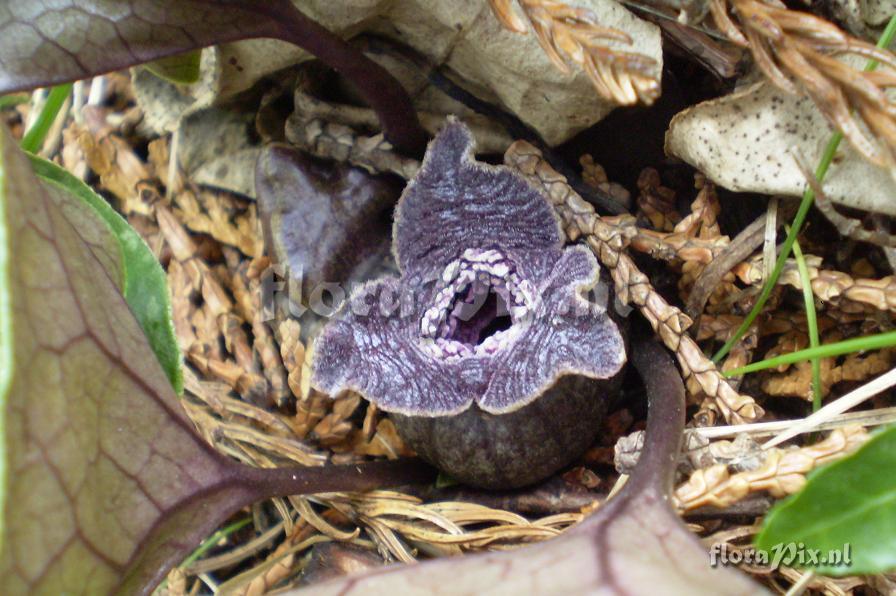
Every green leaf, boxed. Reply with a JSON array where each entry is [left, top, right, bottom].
[[756, 425, 896, 575], [144, 51, 202, 85], [28, 155, 182, 393], [20, 84, 71, 154], [0, 94, 28, 110]]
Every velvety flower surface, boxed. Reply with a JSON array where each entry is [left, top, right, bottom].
[[312, 119, 625, 416]]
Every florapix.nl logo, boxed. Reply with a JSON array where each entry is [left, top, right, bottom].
[[709, 541, 852, 570]]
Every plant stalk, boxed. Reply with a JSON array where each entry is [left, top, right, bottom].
[[233, 458, 436, 500]]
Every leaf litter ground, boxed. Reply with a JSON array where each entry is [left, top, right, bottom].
[[7, 70, 896, 595]]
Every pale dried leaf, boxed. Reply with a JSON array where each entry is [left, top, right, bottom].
[[666, 78, 896, 216], [193, 0, 662, 144]]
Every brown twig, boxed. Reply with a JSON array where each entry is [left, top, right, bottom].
[[259, 3, 428, 155], [674, 425, 868, 511], [650, 14, 744, 79], [685, 212, 770, 319], [506, 141, 764, 423], [413, 477, 600, 515], [793, 153, 896, 248], [733, 253, 896, 314]]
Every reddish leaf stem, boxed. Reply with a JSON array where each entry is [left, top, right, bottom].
[[130, 458, 435, 594], [627, 336, 686, 494], [232, 458, 437, 499], [265, 5, 428, 156]]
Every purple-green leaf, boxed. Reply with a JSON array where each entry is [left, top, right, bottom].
[[0, 118, 239, 594], [0, 122, 431, 594], [0, 0, 426, 154]]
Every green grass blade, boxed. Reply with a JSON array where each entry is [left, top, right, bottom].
[[20, 84, 72, 154], [182, 517, 251, 569], [0, 94, 28, 111], [791, 235, 822, 410], [724, 330, 896, 376], [712, 14, 896, 363], [712, 139, 840, 363]]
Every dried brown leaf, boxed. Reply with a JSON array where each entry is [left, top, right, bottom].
[[488, 0, 661, 105]]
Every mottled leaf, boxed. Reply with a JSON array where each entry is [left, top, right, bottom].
[[0, 1, 281, 93], [756, 424, 896, 576], [30, 155, 182, 393], [0, 123, 432, 594], [0, 118, 246, 595], [39, 175, 124, 294]]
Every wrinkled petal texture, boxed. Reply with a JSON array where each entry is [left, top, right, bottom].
[[313, 119, 626, 416], [313, 277, 477, 414], [394, 120, 562, 279], [480, 246, 624, 413]]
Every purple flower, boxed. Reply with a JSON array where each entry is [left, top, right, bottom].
[[312, 119, 625, 416]]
